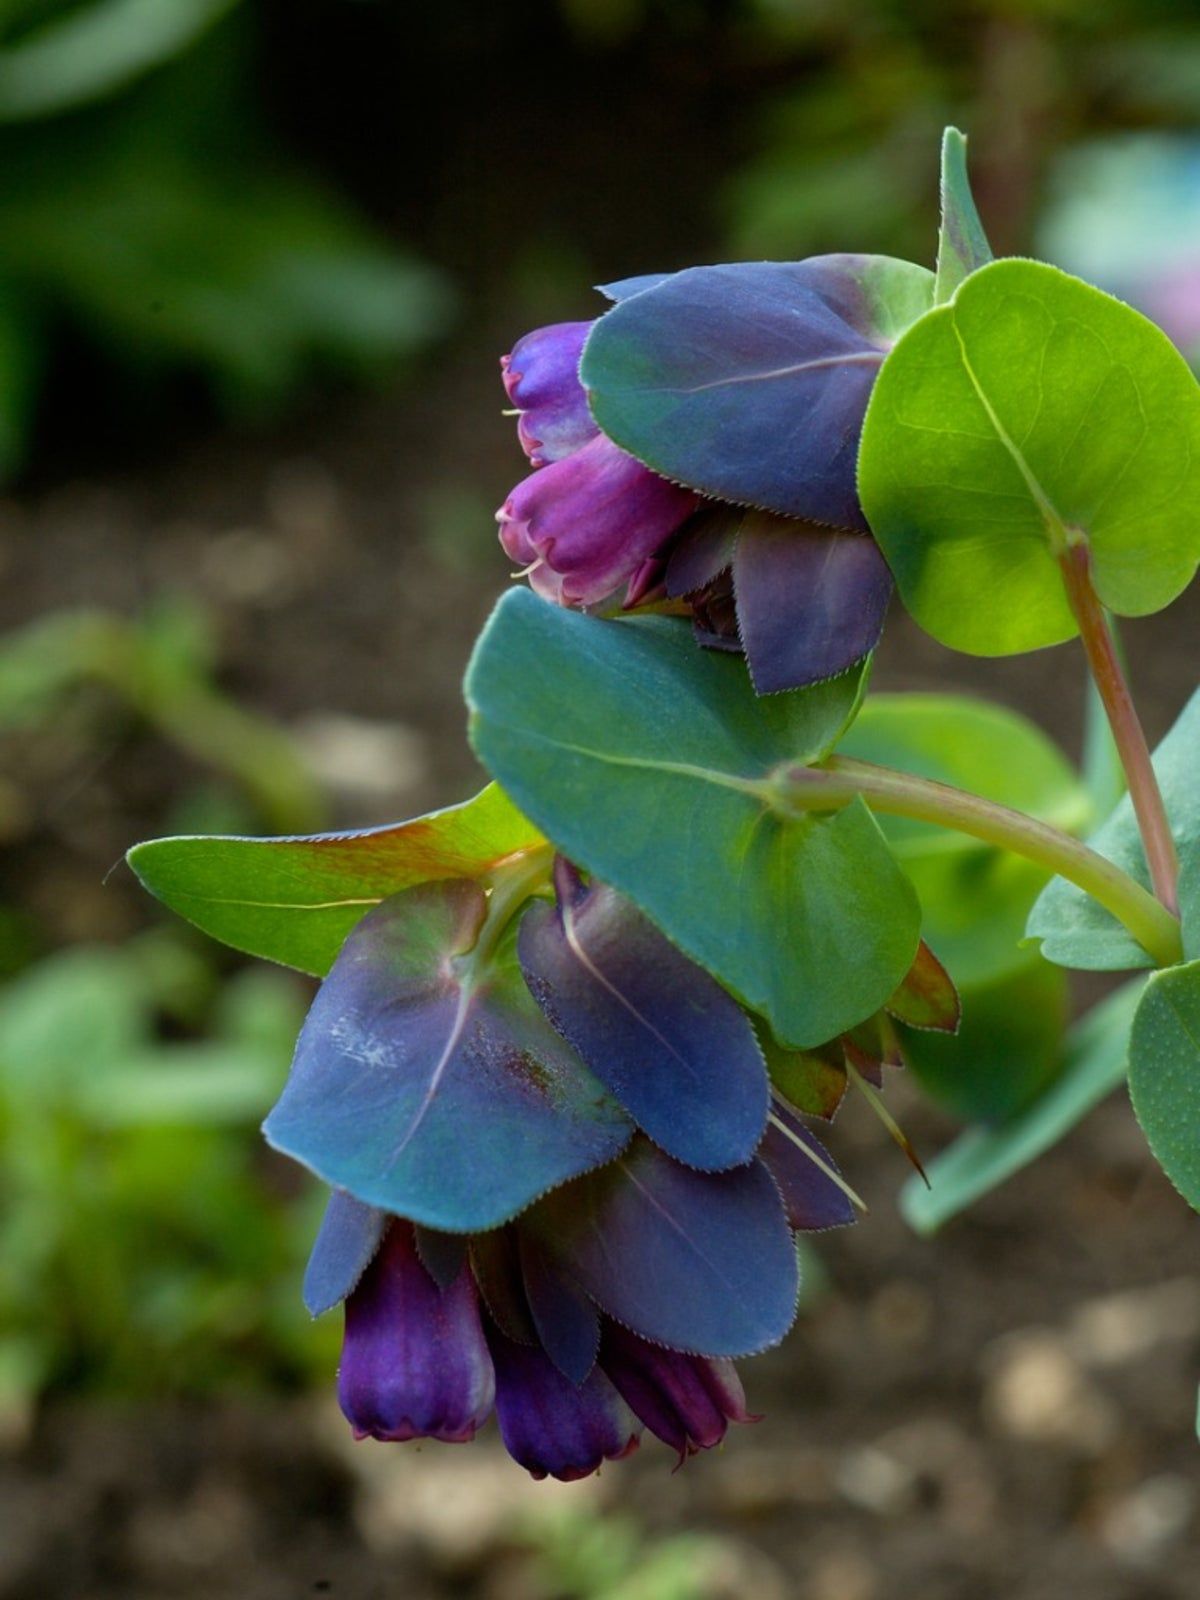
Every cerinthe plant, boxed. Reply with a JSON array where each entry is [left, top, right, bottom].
[[129, 129, 1200, 1479]]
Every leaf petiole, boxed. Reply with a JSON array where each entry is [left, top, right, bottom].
[[1059, 540, 1180, 916], [779, 757, 1182, 970]]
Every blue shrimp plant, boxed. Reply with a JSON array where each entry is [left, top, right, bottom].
[[130, 131, 1200, 1479]]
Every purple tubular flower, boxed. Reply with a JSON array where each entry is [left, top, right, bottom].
[[599, 1322, 754, 1467], [497, 433, 700, 607], [489, 1326, 641, 1481], [501, 322, 598, 466], [338, 1220, 495, 1444]]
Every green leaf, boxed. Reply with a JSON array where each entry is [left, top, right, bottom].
[[1128, 959, 1200, 1210], [836, 692, 1087, 984], [466, 589, 920, 1048], [901, 978, 1144, 1234], [934, 127, 992, 305], [1181, 852, 1200, 963], [859, 258, 1200, 655], [128, 784, 543, 977], [1029, 690, 1200, 971]]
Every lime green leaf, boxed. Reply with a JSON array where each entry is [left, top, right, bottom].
[[466, 589, 920, 1048], [1029, 691, 1200, 971], [901, 978, 1144, 1234], [934, 127, 992, 305], [127, 784, 543, 977], [1129, 959, 1200, 1211], [859, 258, 1200, 655]]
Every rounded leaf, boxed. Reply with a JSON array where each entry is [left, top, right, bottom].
[[859, 258, 1200, 655]]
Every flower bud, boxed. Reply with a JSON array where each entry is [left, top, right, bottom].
[[497, 433, 699, 607], [338, 1221, 495, 1444], [599, 1322, 754, 1466], [489, 1326, 641, 1481], [501, 322, 598, 466]]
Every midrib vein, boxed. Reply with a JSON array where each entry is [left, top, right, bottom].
[[951, 319, 1070, 550]]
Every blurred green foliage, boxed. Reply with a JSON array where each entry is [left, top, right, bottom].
[[0, 593, 339, 1412], [0, 598, 325, 833], [719, 0, 1200, 263], [0, 928, 335, 1409], [519, 1507, 732, 1600], [0, 0, 449, 476]]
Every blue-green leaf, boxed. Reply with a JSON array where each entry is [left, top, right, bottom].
[[1129, 958, 1200, 1211], [1029, 691, 1200, 971], [466, 590, 920, 1048]]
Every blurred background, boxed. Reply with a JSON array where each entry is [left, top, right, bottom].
[[3, 1, 1200, 1596]]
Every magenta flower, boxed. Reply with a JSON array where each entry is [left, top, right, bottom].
[[598, 1322, 755, 1466], [497, 432, 699, 607], [498, 320, 699, 608]]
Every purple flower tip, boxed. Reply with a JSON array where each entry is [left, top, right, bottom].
[[501, 321, 598, 466], [489, 1327, 641, 1481], [497, 433, 699, 607], [337, 1220, 495, 1445], [599, 1323, 755, 1467]]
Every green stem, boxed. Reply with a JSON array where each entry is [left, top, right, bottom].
[[1059, 541, 1180, 915], [782, 756, 1182, 969], [471, 844, 555, 967]]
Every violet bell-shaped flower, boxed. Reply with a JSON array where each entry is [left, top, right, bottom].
[[337, 1220, 494, 1443], [501, 321, 597, 465], [489, 1326, 641, 1481], [498, 320, 699, 607]]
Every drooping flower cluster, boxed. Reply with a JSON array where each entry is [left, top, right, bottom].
[[498, 320, 699, 607], [496, 255, 922, 692], [271, 854, 866, 1481], [325, 1210, 756, 1479]]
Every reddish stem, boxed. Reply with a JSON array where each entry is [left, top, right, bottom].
[[1059, 541, 1180, 917]]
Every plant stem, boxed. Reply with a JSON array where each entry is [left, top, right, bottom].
[[782, 757, 1182, 969], [1059, 541, 1180, 915], [468, 844, 555, 969]]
